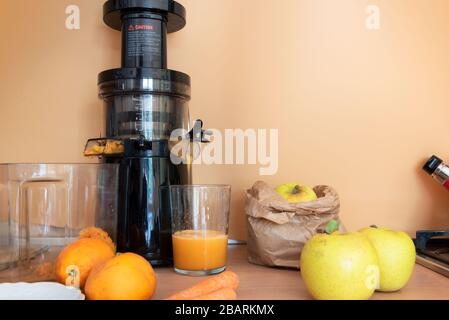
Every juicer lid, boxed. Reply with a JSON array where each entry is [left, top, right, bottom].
[[103, 0, 186, 32], [98, 68, 191, 99], [98, 68, 190, 85]]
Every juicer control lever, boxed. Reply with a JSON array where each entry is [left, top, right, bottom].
[[189, 119, 212, 143]]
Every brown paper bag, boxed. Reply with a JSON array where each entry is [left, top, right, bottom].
[[246, 181, 341, 269]]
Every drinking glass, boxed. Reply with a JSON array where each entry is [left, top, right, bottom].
[[170, 185, 231, 276]]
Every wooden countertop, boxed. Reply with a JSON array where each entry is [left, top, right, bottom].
[[154, 245, 449, 300]]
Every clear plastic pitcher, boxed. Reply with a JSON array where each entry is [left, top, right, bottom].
[[0, 164, 118, 283]]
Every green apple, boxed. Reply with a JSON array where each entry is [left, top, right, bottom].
[[300, 231, 380, 300], [275, 183, 317, 203], [359, 227, 416, 292]]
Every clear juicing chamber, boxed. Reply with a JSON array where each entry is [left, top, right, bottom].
[[99, 70, 191, 141]]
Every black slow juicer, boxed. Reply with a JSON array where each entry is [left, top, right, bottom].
[[85, 0, 205, 266]]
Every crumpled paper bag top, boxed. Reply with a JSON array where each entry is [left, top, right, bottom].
[[246, 181, 340, 225]]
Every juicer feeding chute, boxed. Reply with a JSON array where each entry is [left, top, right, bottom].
[[85, 0, 208, 266], [103, 0, 186, 69]]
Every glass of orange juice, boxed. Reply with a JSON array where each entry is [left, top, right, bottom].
[[170, 185, 231, 276]]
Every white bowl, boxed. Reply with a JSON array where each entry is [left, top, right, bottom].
[[0, 282, 85, 300]]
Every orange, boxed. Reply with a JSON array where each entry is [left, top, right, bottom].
[[85, 253, 157, 300], [55, 238, 115, 288]]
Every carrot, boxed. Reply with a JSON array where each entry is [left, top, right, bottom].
[[165, 271, 239, 300], [192, 288, 237, 300]]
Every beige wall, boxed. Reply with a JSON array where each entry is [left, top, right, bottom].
[[1, 0, 449, 240]]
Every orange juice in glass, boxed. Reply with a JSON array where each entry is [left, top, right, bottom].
[[170, 185, 231, 276]]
